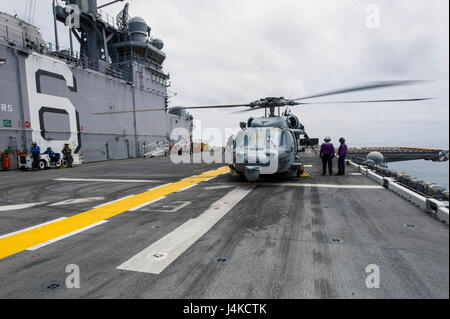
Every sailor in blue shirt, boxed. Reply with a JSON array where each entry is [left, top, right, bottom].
[[30, 142, 41, 171], [43, 147, 60, 165]]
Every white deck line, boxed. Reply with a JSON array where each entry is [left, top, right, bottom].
[[0, 217, 68, 240], [117, 186, 254, 274], [0, 202, 48, 212], [176, 184, 198, 192], [204, 175, 219, 182], [49, 197, 105, 207], [128, 197, 166, 212], [53, 178, 160, 183], [93, 195, 135, 208], [147, 183, 173, 191], [263, 183, 383, 189], [26, 220, 109, 251]]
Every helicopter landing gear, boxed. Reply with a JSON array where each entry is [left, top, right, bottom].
[[229, 170, 240, 178], [296, 164, 307, 178], [243, 167, 260, 182]]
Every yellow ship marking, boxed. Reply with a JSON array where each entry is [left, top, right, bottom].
[[0, 166, 230, 260]]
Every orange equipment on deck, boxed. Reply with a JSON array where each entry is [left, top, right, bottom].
[[1, 149, 12, 170]]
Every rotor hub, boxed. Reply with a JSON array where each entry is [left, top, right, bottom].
[[249, 97, 290, 109]]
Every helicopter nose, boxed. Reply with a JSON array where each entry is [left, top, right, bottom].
[[277, 149, 289, 160], [266, 150, 277, 158]]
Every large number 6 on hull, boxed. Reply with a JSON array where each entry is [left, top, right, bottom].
[[25, 53, 80, 153]]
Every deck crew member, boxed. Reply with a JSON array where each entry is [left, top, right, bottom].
[[320, 136, 334, 176], [30, 142, 40, 171], [43, 147, 60, 166], [62, 143, 74, 168], [337, 137, 348, 175]]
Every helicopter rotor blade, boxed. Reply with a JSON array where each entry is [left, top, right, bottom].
[[292, 97, 435, 105], [92, 108, 166, 115], [176, 104, 252, 110], [232, 108, 264, 114], [291, 80, 430, 102], [231, 97, 434, 113], [92, 103, 253, 115], [92, 80, 432, 115]]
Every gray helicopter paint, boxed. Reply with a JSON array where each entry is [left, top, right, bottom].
[[230, 114, 303, 181], [250, 116, 288, 128]]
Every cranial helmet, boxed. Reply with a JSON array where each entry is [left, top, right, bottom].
[[324, 136, 331, 142], [339, 137, 345, 143]]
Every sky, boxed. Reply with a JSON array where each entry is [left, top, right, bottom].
[[2, 0, 449, 148]]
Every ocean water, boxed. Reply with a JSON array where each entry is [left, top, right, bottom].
[[387, 160, 449, 190]]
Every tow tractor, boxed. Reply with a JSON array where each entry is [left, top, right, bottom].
[[18, 152, 82, 170]]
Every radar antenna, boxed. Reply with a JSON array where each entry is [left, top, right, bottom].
[[116, 3, 129, 32]]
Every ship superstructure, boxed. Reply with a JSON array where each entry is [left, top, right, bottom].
[[0, 0, 192, 168]]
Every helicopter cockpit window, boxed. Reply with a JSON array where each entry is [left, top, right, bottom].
[[278, 130, 287, 147], [286, 131, 294, 150], [235, 127, 286, 149]]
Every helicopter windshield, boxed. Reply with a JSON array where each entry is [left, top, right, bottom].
[[235, 127, 286, 150]]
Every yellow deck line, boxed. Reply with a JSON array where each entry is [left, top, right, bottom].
[[0, 166, 230, 260]]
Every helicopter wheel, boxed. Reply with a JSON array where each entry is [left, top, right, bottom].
[[231, 171, 241, 178]]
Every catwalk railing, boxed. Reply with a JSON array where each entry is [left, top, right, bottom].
[[0, 25, 165, 83], [350, 157, 449, 202], [348, 147, 449, 162]]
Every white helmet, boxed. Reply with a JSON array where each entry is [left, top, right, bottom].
[[324, 136, 331, 142]]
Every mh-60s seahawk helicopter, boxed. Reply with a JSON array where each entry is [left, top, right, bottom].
[[93, 80, 432, 181]]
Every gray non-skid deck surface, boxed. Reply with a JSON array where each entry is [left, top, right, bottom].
[[0, 156, 448, 298]]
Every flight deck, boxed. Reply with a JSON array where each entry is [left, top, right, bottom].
[[0, 155, 448, 298]]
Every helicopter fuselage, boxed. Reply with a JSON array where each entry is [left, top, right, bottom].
[[227, 115, 305, 181]]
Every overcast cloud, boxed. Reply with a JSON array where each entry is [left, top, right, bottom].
[[3, 0, 449, 148]]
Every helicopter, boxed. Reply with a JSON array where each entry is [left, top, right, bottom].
[[93, 80, 432, 181]]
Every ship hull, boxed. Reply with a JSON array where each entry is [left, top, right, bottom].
[[0, 45, 192, 168]]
